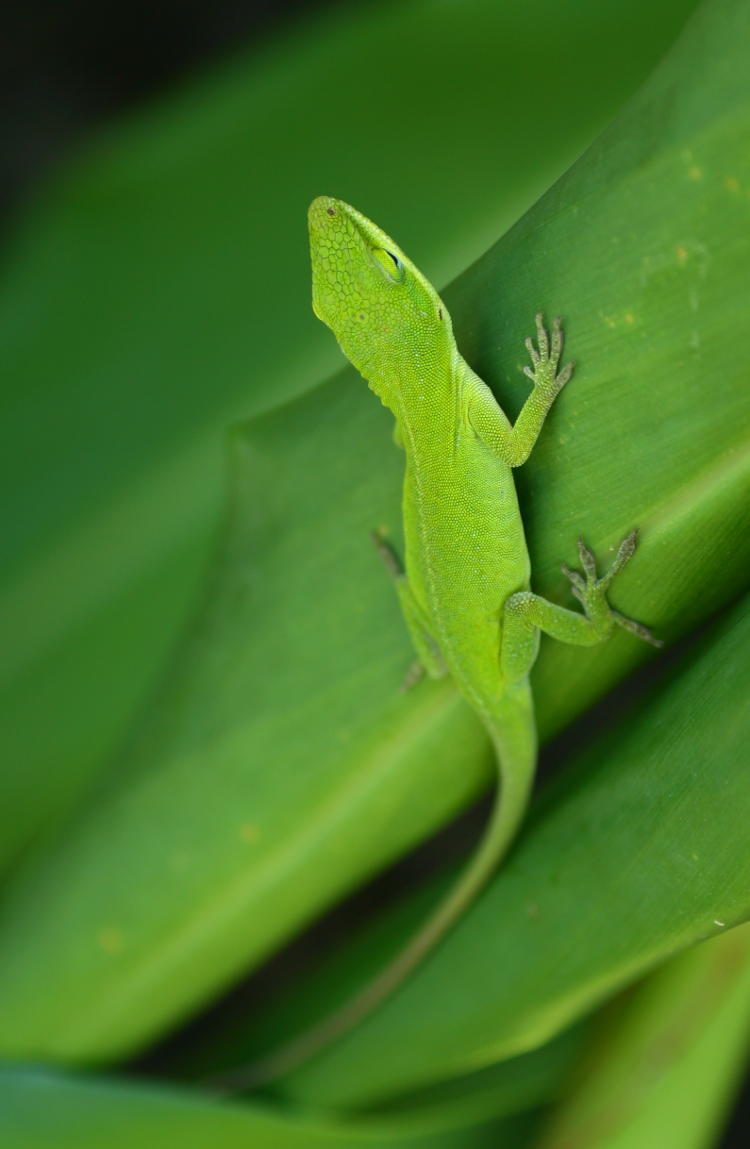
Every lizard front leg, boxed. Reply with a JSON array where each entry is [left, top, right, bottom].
[[468, 313, 574, 467]]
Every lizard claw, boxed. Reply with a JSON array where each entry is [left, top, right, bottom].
[[561, 562, 586, 602], [611, 610, 664, 648]]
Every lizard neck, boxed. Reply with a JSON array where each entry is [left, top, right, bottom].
[[376, 345, 465, 447]]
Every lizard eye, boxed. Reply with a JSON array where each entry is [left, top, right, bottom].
[[371, 247, 405, 283]]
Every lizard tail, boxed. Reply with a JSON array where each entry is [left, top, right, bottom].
[[206, 695, 535, 1094]]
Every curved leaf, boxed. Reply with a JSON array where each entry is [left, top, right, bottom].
[[0, 0, 697, 869], [0, 0, 746, 1080], [269, 591, 750, 1106], [0, 1068, 529, 1149], [534, 924, 750, 1149]]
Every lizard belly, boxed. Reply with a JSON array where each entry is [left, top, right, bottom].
[[402, 444, 530, 699]]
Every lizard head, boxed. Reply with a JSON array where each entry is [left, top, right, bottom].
[[308, 197, 454, 412]]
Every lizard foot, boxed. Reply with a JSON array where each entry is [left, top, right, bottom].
[[561, 531, 663, 647], [523, 313, 574, 398], [400, 659, 426, 693]]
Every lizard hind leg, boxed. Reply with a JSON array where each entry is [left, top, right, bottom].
[[371, 529, 448, 684], [501, 529, 662, 683]]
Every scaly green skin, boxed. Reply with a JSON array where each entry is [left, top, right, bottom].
[[217, 198, 661, 1092]]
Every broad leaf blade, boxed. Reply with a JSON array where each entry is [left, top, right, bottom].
[[0, 0, 697, 869], [0, 1068, 528, 1149], [535, 924, 750, 1149], [0, 0, 746, 1077], [270, 592, 750, 1106]]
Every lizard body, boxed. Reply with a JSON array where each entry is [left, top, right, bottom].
[[218, 197, 659, 1091]]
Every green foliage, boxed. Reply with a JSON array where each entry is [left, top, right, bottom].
[[0, 0, 699, 869], [535, 923, 750, 1149], [0, 1068, 533, 1149], [264, 590, 750, 1107], [1, 0, 748, 1146]]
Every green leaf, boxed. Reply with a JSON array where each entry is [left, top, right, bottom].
[[0, 0, 700, 869], [350, 1024, 589, 1133], [268, 591, 750, 1107], [0, 0, 747, 1074], [534, 923, 750, 1149], [0, 1068, 531, 1149]]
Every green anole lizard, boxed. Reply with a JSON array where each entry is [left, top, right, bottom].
[[217, 197, 661, 1091]]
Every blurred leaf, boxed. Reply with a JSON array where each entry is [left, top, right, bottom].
[[534, 923, 750, 1149], [267, 590, 750, 1107], [0, 1067, 531, 1149], [167, 890, 589, 1128], [355, 1023, 589, 1133], [0, 0, 700, 867], [0, 0, 747, 1074]]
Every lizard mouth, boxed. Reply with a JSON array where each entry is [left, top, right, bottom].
[[308, 197, 370, 327], [308, 196, 399, 259]]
